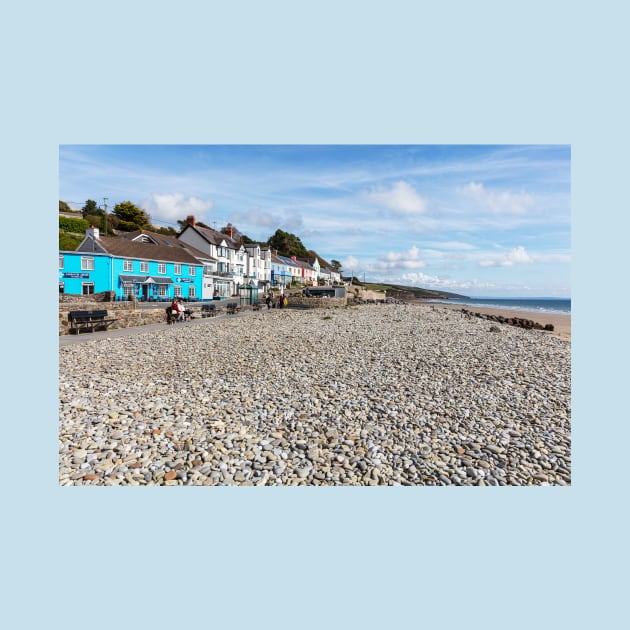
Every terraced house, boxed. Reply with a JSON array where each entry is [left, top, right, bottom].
[[59, 216, 341, 300], [177, 219, 270, 296], [59, 227, 204, 300]]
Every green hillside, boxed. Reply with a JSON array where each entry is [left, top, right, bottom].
[[360, 282, 468, 300]]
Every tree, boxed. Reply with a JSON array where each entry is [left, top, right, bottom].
[[112, 201, 150, 231], [59, 200, 72, 213], [330, 259, 343, 272], [267, 229, 309, 258], [81, 199, 103, 218]]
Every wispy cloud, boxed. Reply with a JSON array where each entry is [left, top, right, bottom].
[[230, 207, 304, 234], [59, 145, 571, 297], [457, 181, 534, 215]]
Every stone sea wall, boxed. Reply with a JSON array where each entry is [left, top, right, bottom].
[[59, 301, 165, 335], [59, 294, 348, 334]]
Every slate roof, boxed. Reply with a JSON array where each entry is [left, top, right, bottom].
[[120, 229, 216, 261], [184, 224, 240, 249], [77, 235, 202, 265]]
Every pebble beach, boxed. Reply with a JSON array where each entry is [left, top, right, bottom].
[[59, 303, 571, 486]]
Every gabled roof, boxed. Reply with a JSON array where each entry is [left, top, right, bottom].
[[76, 235, 202, 265], [307, 251, 335, 271], [277, 255, 300, 268], [120, 229, 178, 247], [271, 253, 289, 265], [117, 229, 216, 261], [181, 223, 240, 249], [296, 258, 315, 271]]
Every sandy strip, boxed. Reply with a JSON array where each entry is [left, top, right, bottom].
[[409, 300, 571, 343]]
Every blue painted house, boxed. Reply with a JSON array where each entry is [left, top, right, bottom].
[[59, 228, 204, 301]]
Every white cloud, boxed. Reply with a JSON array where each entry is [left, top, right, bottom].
[[458, 181, 533, 215], [375, 245, 427, 271], [362, 181, 427, 214], [479, 246, 533, 267], [144, 193, 214, 223], [342, 256, 360, 273], [399, 272, 497, 292], [230, 207, 304, 234]]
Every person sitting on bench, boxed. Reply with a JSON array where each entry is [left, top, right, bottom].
[[171, 297, 185, 321]]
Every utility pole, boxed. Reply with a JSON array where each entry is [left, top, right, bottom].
[[103, 197, 108, 236]]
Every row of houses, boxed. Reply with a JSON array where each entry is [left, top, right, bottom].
[[59, 219, 342, 301]]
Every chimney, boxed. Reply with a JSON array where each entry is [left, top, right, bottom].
[[186, 215, 196, 226], [221, 223, 233, 239], [87, 226, 100, 240]]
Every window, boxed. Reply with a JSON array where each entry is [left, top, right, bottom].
[[123, 259, 133, 272], [217, 246, 228, 258], [123, 285, 135, 298], [59, 255, 64, 269], [158, 285, 168, 297], [59, 282, 64, 294], [188, 287, 196, 299], [82, 282, 94, 295], [203, 265, 214, 276], [174, 264, 182, 275], [189, 266, 195, 276], [81, 256, 94, 271], [158, 263, 166, 274], [174, 286, 182, 297], [140, 261, 149, 273]]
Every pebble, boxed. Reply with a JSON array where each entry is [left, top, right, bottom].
[[59, 304, 571, 486]]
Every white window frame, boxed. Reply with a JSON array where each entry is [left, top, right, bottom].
[[140, 261, 149, 273], [123, 259, 133, 272], [174, 264, 182, 275], [82, 282, 94, 295], [158, 263, 166, 274], [158, 285, 168, 297], [59, 255, 64, 269], [189, 266, 195, 276], [188, 286, 196, 299], [81, 256, 94, 271], [174, 285, 182, 297]]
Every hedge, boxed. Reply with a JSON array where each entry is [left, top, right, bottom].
[[59, 216, 89, 233]]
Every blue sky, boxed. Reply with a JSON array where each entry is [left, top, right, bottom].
[[59, 144, 570, 297]]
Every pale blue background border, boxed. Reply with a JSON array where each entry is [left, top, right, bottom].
[[3, 1, 625, 628]]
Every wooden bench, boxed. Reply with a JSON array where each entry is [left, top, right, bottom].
[[166, 306, 192, 323], [68, 310, 117, 334], [201, 304, 217, 318], [226, 302, 241, 315]]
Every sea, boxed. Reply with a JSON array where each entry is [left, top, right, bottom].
[[425, 297, 571, 315]]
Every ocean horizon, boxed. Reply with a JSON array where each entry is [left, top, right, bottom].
[[426, 297, 571, 315]]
